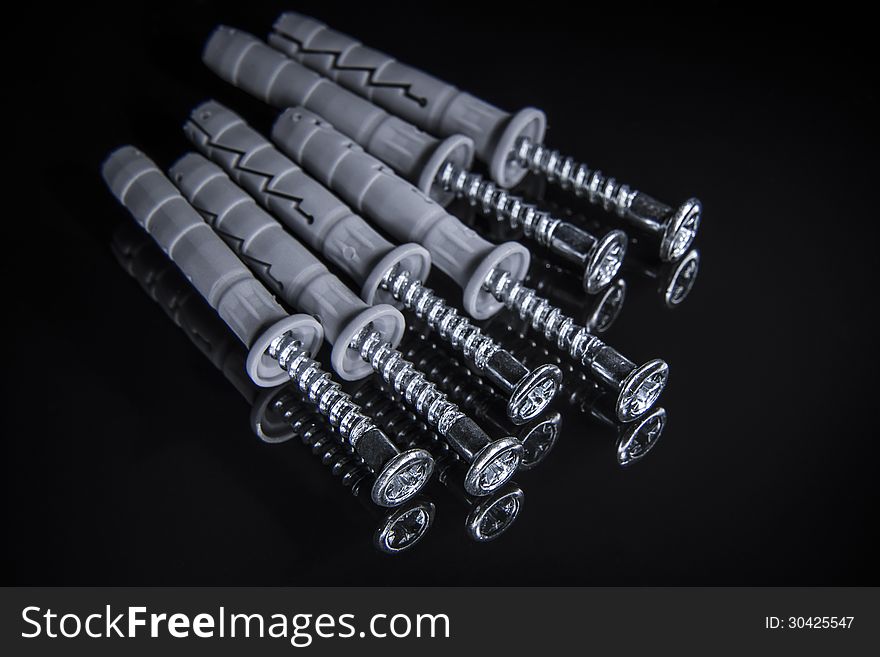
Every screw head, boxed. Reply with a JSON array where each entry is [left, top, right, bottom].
[[663, 249, 700, 308], [518, 411, 562, 470], [584, 229, 627, 294], [616, 359, 669, 422], [370, 448, 435, 507], [465, 484, 524, 542], [660, 198, 701, 262], [616, 407, 667, 466], [464, 437, 523, 496], [507, 363, 563, 425], [374, 499, 436, 554]]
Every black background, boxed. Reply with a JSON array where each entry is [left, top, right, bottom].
[[5, 1, 878, 585]]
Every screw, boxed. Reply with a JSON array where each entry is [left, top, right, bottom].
[[513, 137, 701, 263], [485, 323, 667, 466], [483, 270, 668, 422], [438, 161, 627, 293], [351, 378, 525, 542], [267, 332, 434, 507], [499, 193, 697, 312], [399, 324, 562, 470], [349, 327, 522, 496], [382, 265, 561, 425], [266, 387, 436, 553]]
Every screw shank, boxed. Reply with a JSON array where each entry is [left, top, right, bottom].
[[546, 221, 599, 270], [585, 345, 636, 390], [443, 416, 492, 463], [356, 427, 405, 474], [484, 349, 531, 396], [624, 193, 670, 236]]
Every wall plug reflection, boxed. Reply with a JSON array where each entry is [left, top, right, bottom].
[[112, 221, 435, 554]]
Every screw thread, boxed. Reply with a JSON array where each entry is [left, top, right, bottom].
[[437, 161, 559, 247], [353, 379, 461, 471], [382, 266, 501, 371], [514, 137, 637, 216], [351, 329, 466, 438], [400, 331, 498, 416], [484, 270, 605, 368], [270, 389, 372, 492], [269, 334, 376, 448]]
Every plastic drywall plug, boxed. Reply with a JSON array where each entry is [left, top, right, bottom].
[[170, 152, 521, 497], [202, 27, 628, 290], [202, 26, 473, 207], [102, 146, 430, 507], [184, 101, 561, 428], [269, 12, 701, 263]]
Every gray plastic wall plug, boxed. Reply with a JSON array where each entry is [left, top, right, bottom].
[[203, 26, 473, 207], [269, 13, 544, 189], [268, 13, 701, 263]]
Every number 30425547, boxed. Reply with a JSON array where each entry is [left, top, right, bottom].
[[787, 617, 854, 629]]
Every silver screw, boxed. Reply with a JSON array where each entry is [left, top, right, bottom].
[[437, 161, 627, 294], [485, 324, 667, 467], [351, 378, 525, 543], [266, 387, 436, 553], [268, 333, 434, 507], [399, 324, 563, 470], [513, 137, 701, 263], [483, 270, 668, 422], [349, 327, 522, 496], [382, 265, 561, 425]]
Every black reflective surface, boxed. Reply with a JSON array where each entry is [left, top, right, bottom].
[[7, 2, 878, 584]]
